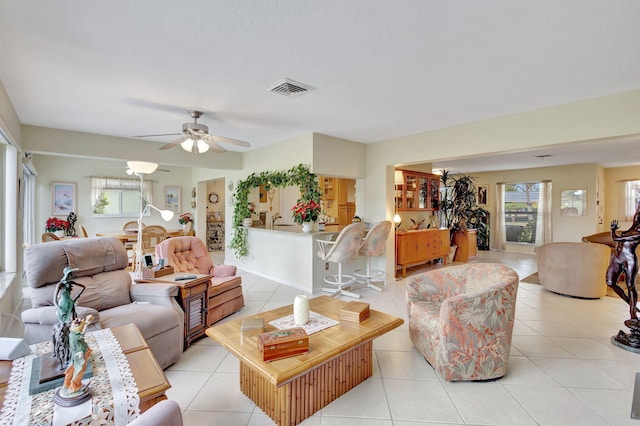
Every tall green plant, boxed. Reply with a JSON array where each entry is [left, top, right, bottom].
[[440, 169, 487, 243], [229, 164, 321, 258]]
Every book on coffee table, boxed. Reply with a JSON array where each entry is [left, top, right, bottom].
[[240, 317, 265, 331], [339, 301, 370, 323]]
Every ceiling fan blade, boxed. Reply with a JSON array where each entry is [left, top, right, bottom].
[[210, 134, 251, 148], [133, 132, 183, 138], [159, 136, 187, 150], [208, 139, 227, 153]]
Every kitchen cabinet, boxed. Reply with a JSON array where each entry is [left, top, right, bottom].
[[338, 203, 356, 226], [396, 228, 450, 278], [320, 177, 335, 201], [395, 170, 440, 211]]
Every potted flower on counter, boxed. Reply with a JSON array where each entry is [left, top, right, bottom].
[[45, 217, 70, 238], [291, 198, 321, 233], [178, 212, 193, 234]]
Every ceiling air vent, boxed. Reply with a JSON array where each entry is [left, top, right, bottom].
[[268, 78, 315, 98]]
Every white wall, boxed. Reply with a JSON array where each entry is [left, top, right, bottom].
[[366, 90, 640, 278], [32, 155, 194, 237]]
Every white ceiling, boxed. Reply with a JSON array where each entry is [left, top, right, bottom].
[[1, 1, 639, 171]]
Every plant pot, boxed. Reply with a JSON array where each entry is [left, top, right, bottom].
[[301, 222, 312, 233], [242, 218, 253, 227], [54, 230, 65, 238]]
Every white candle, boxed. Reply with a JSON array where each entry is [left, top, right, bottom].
[[293, 295, 309, 326]]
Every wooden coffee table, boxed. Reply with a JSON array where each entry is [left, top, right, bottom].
[[0, 323, 170, 414], [206, 295, 403, 425]]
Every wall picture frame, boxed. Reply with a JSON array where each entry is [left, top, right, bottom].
[[477, 184, 488, 206], [164, 186, 181, 213], [52, 182, 76, 216], [560, 189, 587, 216]]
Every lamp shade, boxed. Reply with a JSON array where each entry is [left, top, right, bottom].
[[160, 210, 174, 221], [127, 161, 158, 175], [196, 139, 210, 153], [394, 170, 404, 185], [393, 213, 402, 224], [180, 138, 194, 152]]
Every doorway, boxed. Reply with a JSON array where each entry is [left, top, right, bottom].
[[200, 178, 226, 253]]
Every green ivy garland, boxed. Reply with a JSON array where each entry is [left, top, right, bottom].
[[229, 164, 322, 258]]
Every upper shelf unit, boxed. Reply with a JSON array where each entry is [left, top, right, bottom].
[[395, 169, 440, 211]]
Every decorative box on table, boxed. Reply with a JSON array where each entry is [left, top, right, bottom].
[[257, 328, 309, 362], [142, 265, 174, 279], [339, 301, 370, 323]]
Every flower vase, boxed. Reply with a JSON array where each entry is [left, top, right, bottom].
[[301, 222, 312, 233], [54, 230, 65, 238]]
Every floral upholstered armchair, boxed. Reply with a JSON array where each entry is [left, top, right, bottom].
[[406, 263, 519, 381]]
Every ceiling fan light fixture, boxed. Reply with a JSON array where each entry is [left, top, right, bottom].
[[196, 139, 210, 153], [180, 138, 194, 152]]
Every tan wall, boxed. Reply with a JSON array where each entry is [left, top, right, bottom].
[[604, 165, 640, 226], [472, 164, 599, 245]]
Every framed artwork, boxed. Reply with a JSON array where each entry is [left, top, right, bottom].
[[164, 186, 181, 213], [561, 189, 587, 216], [477, 185, 488, 206], [52, 182, 76, 215]]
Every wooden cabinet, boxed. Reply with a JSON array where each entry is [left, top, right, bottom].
[[396, 228, 450, 278], [146, 274, 211, 348], [338, 203, 356, 226], [395, 169, 440, 211], [320, 177, 335, 201], [453, 229, 477, 262]]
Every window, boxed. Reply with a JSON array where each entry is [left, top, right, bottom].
[[504, 183, 540, 244], [91, 177, 153, 217], [624, 180, 640, 221]]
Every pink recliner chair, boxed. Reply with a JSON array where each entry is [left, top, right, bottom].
[[155, 236, 244, 325]]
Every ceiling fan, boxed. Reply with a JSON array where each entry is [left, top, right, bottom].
[[133, 110, 251, 154]]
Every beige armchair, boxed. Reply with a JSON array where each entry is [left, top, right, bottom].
[[536, 242, 610, 298], [407, 263, 519, 381], [22, 237, 184, 369]]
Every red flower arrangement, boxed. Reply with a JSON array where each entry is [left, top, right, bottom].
[[291, 199, 321, 224], [178, 212, 193, 225], [45, 217, 70, 232]]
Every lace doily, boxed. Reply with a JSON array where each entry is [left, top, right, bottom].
[[0, 328, 140, 425]]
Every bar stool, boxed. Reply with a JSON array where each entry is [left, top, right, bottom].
[[317, 222, 366, 298], [354, 221, 392, 291]]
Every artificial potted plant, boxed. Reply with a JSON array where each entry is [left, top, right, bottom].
[[291, 198, 321, 233], [439, 169, 487, 260]]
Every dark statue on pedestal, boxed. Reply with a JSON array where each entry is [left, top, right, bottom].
[[607, 203, 640, 352], [66, 212, 77, 237], [52, 266, 85, 369]]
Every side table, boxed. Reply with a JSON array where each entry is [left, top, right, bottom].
[[136, 273, 212, 348], [0, 323, 170, 415]]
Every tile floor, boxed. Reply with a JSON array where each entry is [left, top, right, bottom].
[[166, 250, 640, 425]]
